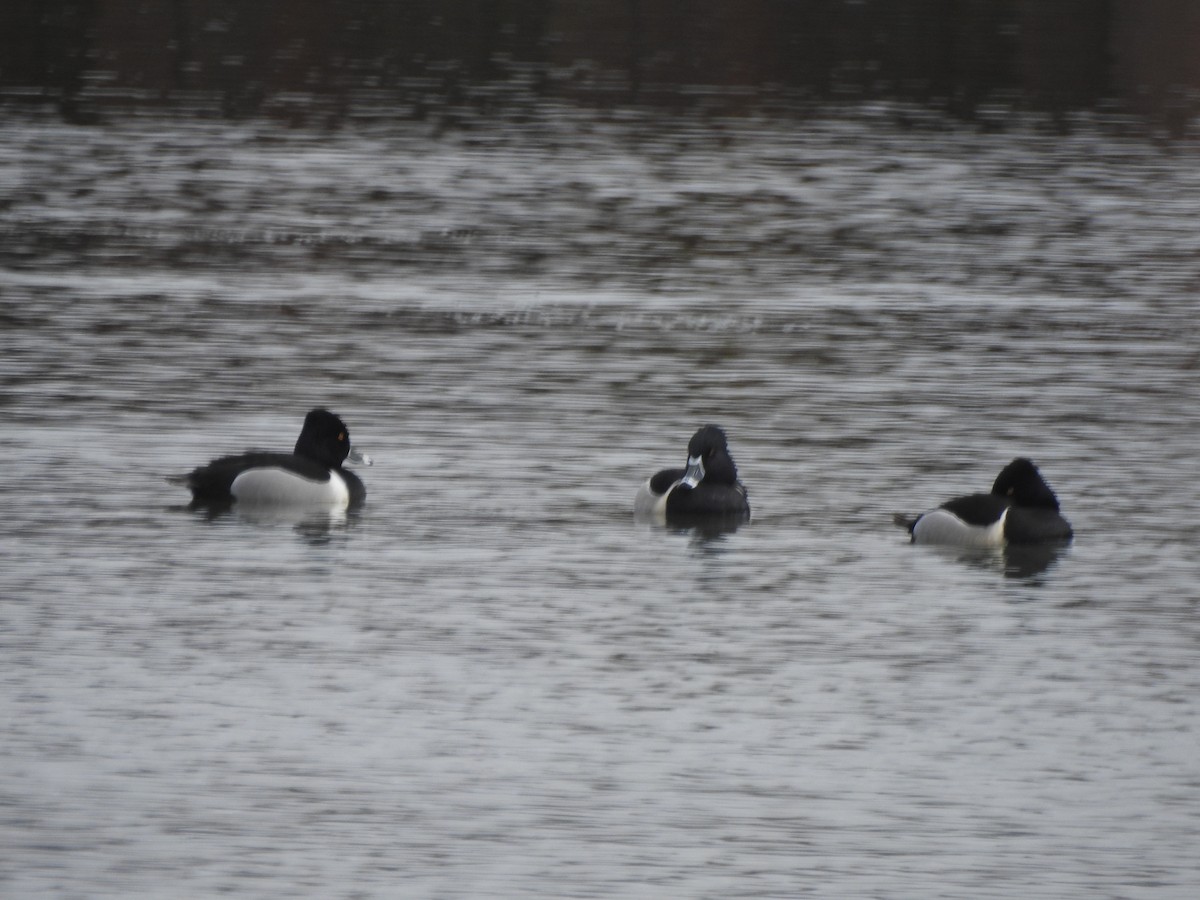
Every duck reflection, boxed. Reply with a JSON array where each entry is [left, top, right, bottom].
[[665, 512, 748, 544], [936, 540, 1071, 580], [176, 500, 361, 544]]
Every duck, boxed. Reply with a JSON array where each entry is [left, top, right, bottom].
[[170, 408, 370, 508], [634, 425, 750, 525], [895, 457, 1072, 547]]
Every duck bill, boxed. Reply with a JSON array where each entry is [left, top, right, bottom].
[[347, 446, 373, 467], [679, 454, 705, 489]]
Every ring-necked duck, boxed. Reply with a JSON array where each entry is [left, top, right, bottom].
[[895, 457, 1072, 547], [634, 425, 751, 525], [170, 408, 370, 508]]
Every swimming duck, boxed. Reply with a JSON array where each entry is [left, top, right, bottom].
[[634, 425, 750, 525], [895, 457, 1072, 547], [170, 408, 369, 508]]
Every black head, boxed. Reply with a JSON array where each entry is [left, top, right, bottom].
[[293, 408, 352, 468], [682, 424, 741, 487], [991, 457, 1061, 510]]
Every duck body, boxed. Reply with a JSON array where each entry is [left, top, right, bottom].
[[171, 409, 368, 509], [635, 425, 750, 526], [898, 457, 1072, 547]]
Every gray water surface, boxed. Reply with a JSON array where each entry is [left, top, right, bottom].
[[2, 108, 1199, 898]]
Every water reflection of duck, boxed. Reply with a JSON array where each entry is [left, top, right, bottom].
[[894, 457, 1072, 548], [921, 542, 1071, 580], [634, 425, 751, 528], [169, 408, 370, 510]]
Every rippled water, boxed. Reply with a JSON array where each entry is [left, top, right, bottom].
[[2, 106, 1199, 898]]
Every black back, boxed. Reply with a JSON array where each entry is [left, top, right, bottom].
[[649, 468, 686, 495], [940, 492, 1011, 527]]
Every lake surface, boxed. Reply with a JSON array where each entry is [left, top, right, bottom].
[[2, 105, 1199, 898]]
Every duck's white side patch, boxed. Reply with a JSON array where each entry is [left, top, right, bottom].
[[231, 467, 350, 508], [912, 507, 1007, 548], [633, 478, 671, 524]]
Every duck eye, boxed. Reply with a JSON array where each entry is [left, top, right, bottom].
[[338, 432, 346, 442]]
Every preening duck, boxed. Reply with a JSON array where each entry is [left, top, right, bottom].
[[634, 425, 750, 526]]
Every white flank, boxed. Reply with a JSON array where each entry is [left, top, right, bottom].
[[231, 467, 350, 508], [912, 507, 1007, 548], [633, 478, 671, 524]]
